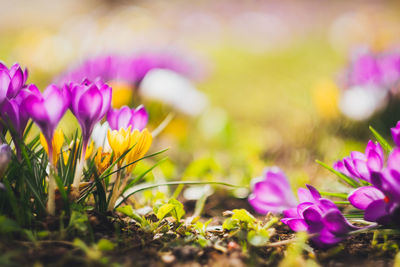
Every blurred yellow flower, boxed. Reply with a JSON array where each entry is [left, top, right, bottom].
[[126, 129, 153, 172], [107, 126, 132, 160], [40, 129, 64, 165], [164, 118, 188, 140], [312, 79, 339, 120], [108, 80, 134, 108], [94, 147, 112, 174]]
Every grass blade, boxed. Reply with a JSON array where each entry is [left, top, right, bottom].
[[115, 181, 244, 209], [369, 126, 393, 153], [316, 160, 360, 188]]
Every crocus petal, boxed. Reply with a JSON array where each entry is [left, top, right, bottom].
[[252, 180, 294, 206], [344, 157, 359, 178], [388, 148, 400, 171], [333, 160, 352, 178], [297, 202, 314, 215], [131, 105, 149, 131], [351, 151, 366, 161], [249, 195, 291, 214], [303, 206, 322, 224], [9, 67, 23, 97], [353, 158, 370, 181], [1, 99, 24, 135], [298, 188, 315, 203], [23, 95, 52, 139], [313, 228, 345, 248], [77, 85, 103, 131], [318, 199, 338, 212], [98, 84, 112, 118], [391, 122, 400, 147], [367, 150, 383, 172], [248, 167, 298, 215], [0, 71, 11, 103], [116, 106, 133, 130], [364, 199, 389, 223], [43, 85, 68, 125], [323, 209, 358, 235], [306, 185, 321, 201], [285, 218, 308, 232], [107, 108, 119, 130], [283, 207, 299, 219], [348, 186, 385, 210], [303, 207, 324, 233]]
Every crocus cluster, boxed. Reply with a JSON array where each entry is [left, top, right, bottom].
[[333, 140, 384, 183], [248, 167, 358, 247], [0, 63, 29, 142], [56, 53, 208, 115], [345, 51, 400, 88], [282, 185, 358, 248], [335, 121, 400, 225], [0, 62, 154, 215], [56, 53, 197, 87], [338, 49, 400, 121]]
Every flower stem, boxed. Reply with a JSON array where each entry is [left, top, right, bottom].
[[72, 139, 87, 189], [47, 145, 56, 216], [107, 171, 121, 211]]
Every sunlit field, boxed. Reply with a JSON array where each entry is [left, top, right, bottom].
[[1, 1, 400, 266]]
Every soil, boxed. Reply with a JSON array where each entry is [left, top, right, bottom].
[[1, 192, 398, 267]]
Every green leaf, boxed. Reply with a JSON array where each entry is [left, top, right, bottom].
[[156, 204, 175, 220], [369, 126, 393, 153], [168, 198, 185, 221], [0, 216, 20, 234], [247, 229, 269, 246], [222, 218, 237, 230], [97, 239, 115, 251], [231, 209, 255, 224], [204, 218, 212, 229], [316, 160, 360, 188], [116, 205, 143, 224]]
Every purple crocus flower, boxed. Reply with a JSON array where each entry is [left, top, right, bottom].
[[378, 54, 400, 86], [391, 121, 400, 147], [56, 53, 197, 87], [0, 92, 30, 138], [107, 105, 148, 131], [348, 52, 381, 87], [22, 84, 70, 160], [68, 79, 112, 154], [0, 63, 28, 106], [345, 50, 400, 89], [282, 185, 358, 248], [349, 148, 400, 225], [333, 140, 384, 183], [248, 167, 297, 214]]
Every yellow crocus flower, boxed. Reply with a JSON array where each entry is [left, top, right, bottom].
[[126, 129, 152, 172], [94, 147, 111, 174], [107, 126, 132, 160], [40, 129, 64, 165]]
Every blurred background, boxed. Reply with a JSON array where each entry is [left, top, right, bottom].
[[2, 0, 400, 197]]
